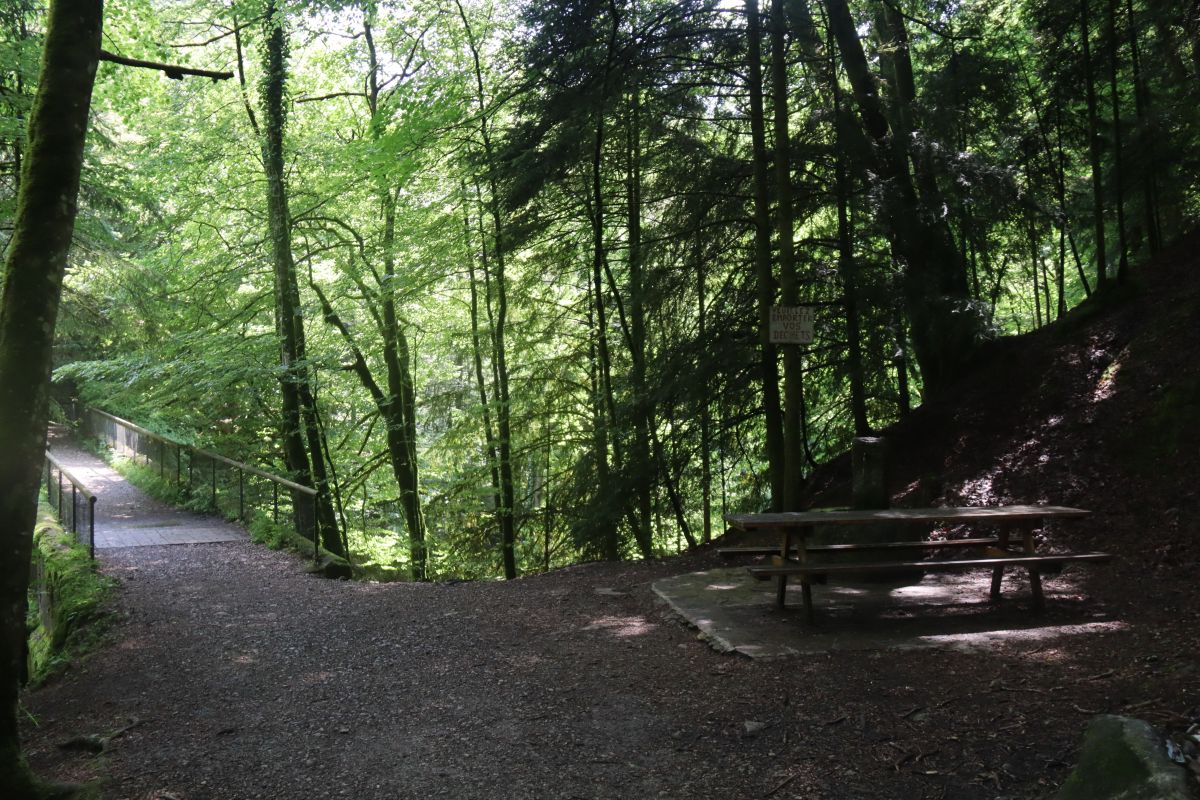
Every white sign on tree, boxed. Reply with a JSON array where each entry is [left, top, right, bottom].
[[769, 305, 815, 344]]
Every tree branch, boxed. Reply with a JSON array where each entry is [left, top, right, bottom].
[[296, 91, 367, 104], [99, 49, 234, 80]]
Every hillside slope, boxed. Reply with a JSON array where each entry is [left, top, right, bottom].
[[800, 231, 1200, 600]]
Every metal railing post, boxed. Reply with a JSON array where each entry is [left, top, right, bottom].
[[43, 452, 98, 562], [273, 483, 279, 523], [211, 458, 217, 511], [88, 496, 96, 560], [238, 471, 244, 520]]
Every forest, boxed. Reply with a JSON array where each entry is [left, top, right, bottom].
[[2, 0, 1197, 583]]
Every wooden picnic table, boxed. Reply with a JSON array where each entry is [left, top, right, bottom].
[[722, 505, 1110, 623]]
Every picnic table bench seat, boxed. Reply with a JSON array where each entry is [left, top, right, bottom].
[[747, 551, 1112, 579], [717, 537, 1004, 559]]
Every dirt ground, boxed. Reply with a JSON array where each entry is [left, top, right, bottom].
[[21, 236, 1200, 799], [21, 537, 1195, 800]]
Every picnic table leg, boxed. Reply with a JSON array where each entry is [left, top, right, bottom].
[[797, 525, 814, 625], [775, 527, 790, 609], [1025, 520, 1045, 611], [990, 525, 1010, 601]]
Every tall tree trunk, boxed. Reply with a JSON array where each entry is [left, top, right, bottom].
[[893, 297, 911, 417], [381, 195, 428, 578], [585, 281, 616, 559], [1054, 96, 1093, 298], [873, 1, 942, 209], [1106, 0, 1129, 281], [697, 257, 713, 543], [823, 0, 979, 394], [361, 11, 428, 577], [542, 439, 553, 571], [626, 82, 656, 553], [771, 0, 806, 512], [589, 128, 628, 557], [744, 0, 785, 510], [1023, 154, 1044, 327], [830, 20, 869, 436], [260, 1, 343, 557], [462, 192, 503, 543], [456, 1, 518, 576], [1080, 0, 1109, 291], [0, 0, 101, 790], [1124, 0, 1161, 254]]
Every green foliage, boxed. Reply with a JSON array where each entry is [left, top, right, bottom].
[[248, 514, 291, 550], [106, 455, 187, 506], [25, 507, 114, 686], [15, 0, 1196, 580]]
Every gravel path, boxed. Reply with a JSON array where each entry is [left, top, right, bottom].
[[25, 543, 763, 799]]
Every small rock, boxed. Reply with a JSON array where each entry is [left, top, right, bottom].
[[743, 720, 767, 737]]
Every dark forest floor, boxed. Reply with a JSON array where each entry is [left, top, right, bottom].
[[21, 234, 1200, 799]]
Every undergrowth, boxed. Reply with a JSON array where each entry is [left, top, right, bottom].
[[105, 453, 223, 515], [248, 514, 293, 549]]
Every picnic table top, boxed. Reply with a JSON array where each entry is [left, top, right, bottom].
[[724, 504, 1090, 529]]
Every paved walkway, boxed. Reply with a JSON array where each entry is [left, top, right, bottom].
[[653, 566, 1124, 657], [48, 436, 247, 549]]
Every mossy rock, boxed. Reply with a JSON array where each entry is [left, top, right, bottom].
[[306, 553, 353, 580], [1054, 715, 1189, 800]]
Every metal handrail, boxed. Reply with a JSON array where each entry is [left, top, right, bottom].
[[87, 408, 317, 496], [83, 407, 320, 554], [43, 450, 97, 559]]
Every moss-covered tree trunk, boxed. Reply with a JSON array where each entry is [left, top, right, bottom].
[[0, 0, 101, 793], [259, 0, 343, 558]]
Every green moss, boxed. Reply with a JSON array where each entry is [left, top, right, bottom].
[[1053, 715, 1186, 800], [26, 508, 114, 685], [0, 749, 101, 800], [1055, 738, 1148, 799]]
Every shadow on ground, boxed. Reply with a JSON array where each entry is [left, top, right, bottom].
[[653, 567, 1124, 659]]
